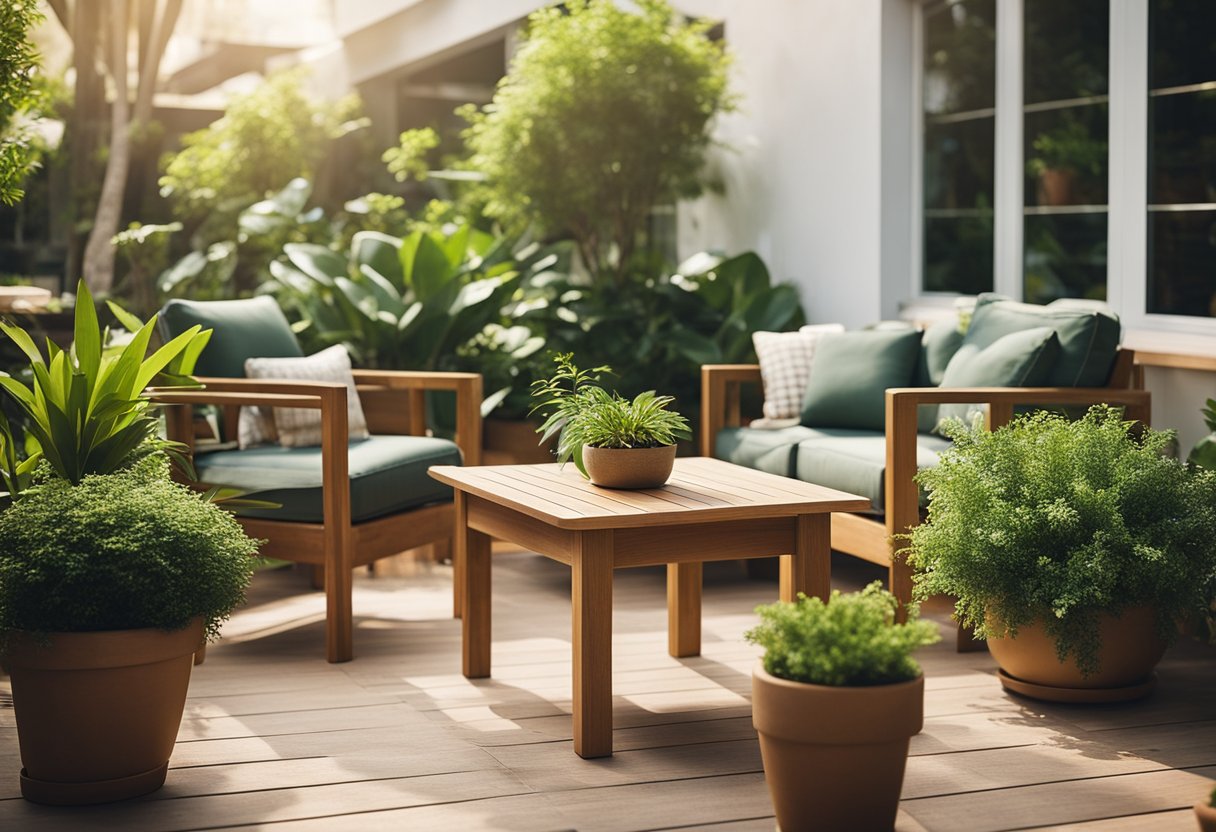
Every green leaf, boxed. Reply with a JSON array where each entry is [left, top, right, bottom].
[[351, 231, 405, 285], [106, 300, 147, 334], [285, 243, 347, 286], [73, 280, 102, 381]]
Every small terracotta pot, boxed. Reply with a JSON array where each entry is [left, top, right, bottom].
[[752, 663, 923, 831], [1196, 800, 1216, 832], [581, 444, 676, 489], [5, 619, 205, 805], [1037, 167, 1076, 206], [987, 607, 1166, 701]]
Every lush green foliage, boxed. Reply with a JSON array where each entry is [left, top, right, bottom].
[[530, 354, 690, 477], [0, 454, 256, 640], [462, 0, 733, 282], [0, 1, 44, 205], [903, 407, 1216, 676], [1189, 398, 1216, 470], [0, 280, 210, 490], [159, 69, 364, 227], [745, 583, 940, 687]]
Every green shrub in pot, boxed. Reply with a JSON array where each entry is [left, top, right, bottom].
[[903, 405, 1216, 691]]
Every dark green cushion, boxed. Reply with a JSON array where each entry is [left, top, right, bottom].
[[194, 435, 460, 523], [160, 296, 303, 378], [915, 320, 966, 433], [800, 329, 922, 431], [963, 293, 1120, 387], [936, 327, 1061, 429], [714, 425, 824, 477], [793, 429, 952, 512]]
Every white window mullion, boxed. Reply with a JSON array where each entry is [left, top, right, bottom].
[[1108, 0, 1148, 325], [993, 0, 1024, 299]]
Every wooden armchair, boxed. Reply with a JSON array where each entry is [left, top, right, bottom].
[[151, 297, 482, 662], [701, 349, 1151, 624]]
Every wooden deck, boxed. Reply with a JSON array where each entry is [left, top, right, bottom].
[[1, 549, 1214, 831]]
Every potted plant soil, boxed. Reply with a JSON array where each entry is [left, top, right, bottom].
[[0, 282, 259, 805], [904, 406, 1216, 703], [1197, 785, 1216, 832], [745, 582, 940, 831], [530, 353, 690, 488]]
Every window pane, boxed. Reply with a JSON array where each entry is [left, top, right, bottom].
[[1147, 0, 1216, 318], [1024, 104, 1109, 208], [923, 0, 996, 294], [1023, 0, 1108, 105], [1024, 214, 1108, 304]]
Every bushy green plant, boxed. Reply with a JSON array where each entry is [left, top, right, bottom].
[[745, 583, 941, 687], [903, 406, 1216, 676], [0, 454, 257, 641], [530, 354, 690, 477]]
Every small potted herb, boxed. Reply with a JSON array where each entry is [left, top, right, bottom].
[[1196, 785, 1216, 832], [904, 406, 1216, 703], [530, 353, 690, 488], [0, 281, 258, 805], [745, 583, 940, 831]]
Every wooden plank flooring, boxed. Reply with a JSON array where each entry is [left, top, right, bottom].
[[1, 549, 1214, 831]]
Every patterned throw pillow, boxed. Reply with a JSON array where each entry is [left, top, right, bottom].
[[238, 345, 371, 449], [752, 324, 845, 421]]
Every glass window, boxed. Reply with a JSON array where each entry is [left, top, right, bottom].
[[1022, 0, 1109, 304], [1146, 0, 1216, 318], [922, 0, 997, 294]]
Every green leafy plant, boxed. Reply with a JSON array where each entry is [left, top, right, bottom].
[[745, 583, 940, 687], [0, 1, 45, 205], [1026, 117, 1107, 179], [461, 0, 734, 284], [1188, 398, 1216, 470], [0, 279, 211, 492], [0, 454, 257, 641], [530, 354, 691, 477], [903, 406, 1216, 676]]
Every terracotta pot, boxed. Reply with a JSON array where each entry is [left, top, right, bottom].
[[5, 619, 205, 805], [581, 444, 676, 489], [752, 663, 923, 831], [1036, 168, 1076, 206], [1195, 800, 1216, 832], [987, 607, 1167, 702]]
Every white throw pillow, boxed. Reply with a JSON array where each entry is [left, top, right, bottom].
[[751, 324, 846, 421], [239, 345, 371, 449]]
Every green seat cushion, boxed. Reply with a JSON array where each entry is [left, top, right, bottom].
[[793, 429, 952, 512], [194, 435, 460, 523], [714, 425, 826, 477], [915, 320, 966, 433], [800, 329, 922, 431], [160, 296, 304, 378], [936, 327, 1061, 430], [963, 293, 1120, 387]]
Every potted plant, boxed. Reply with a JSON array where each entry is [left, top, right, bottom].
[[904, 406, 1216, 703], [1025, 118, 1107, 206], [530, 353, 690, 488], [0, 281, 259, 805], [1197, 785, 1216, 832], [745, 582, 940, 831]]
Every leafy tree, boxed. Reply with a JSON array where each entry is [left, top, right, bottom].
[[462, 0, 734, 285], [0, 1, 45, 205]]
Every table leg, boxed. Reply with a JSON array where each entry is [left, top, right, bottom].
[[667, 562, 702, 658], [459, 492, 492, 678], [780, 514, 831, 603], [572, 529, 613, 758]]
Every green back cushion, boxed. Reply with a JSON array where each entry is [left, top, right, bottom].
[[916, 321, 965, 387], [160, 297, 303, 378], [963, 293, 1119, 387], [800, 329, 922, 431], [936, 327, 1061, 429]]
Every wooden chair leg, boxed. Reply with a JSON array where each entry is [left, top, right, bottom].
[[311, 565, 325, 590], [432, 537, 452, 564], [325, 531, 355, 663]]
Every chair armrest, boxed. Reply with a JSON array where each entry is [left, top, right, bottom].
[[700, 365, 763, 457], [350, 370, 483, 466]]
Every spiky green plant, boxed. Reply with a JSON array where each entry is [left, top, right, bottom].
[[746, 583, 940, 687], [530, 353, 690, 477]]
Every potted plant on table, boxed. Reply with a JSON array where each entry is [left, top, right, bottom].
[[745, 582, 940, 831], [0, 281, 259, 805], [530, 353, 691, 489], [903, 406, 1216, 703]]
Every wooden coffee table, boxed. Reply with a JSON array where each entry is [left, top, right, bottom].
[[428, 457, 870, 758]]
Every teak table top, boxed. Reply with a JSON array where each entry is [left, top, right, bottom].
[[428, 456, 871, 529]]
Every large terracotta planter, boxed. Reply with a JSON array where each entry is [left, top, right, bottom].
[[4, 619, 205, 805], [987, 607, 1166, 703], [752, 663, 923, 831], [582, 444, 676, 489]]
